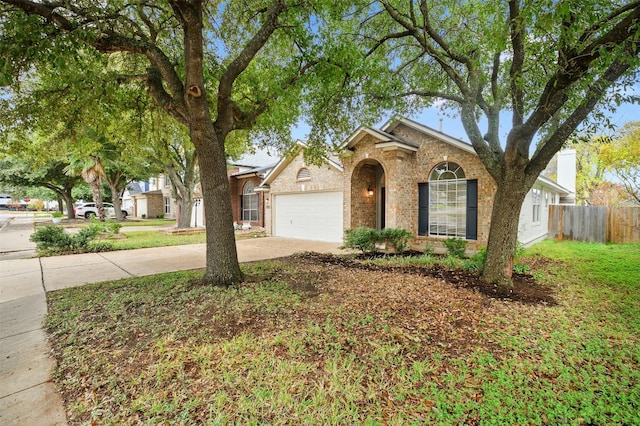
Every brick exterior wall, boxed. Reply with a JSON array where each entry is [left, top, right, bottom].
[[264, 151, 344, 235], [341, 123, 497, 250], [350, 162, 378, 229], [228, 168, 265, 228]]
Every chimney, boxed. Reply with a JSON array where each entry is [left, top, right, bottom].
[[556, 149, 576, 205]]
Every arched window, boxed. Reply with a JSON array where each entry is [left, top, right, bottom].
[[427, 162, 467, 238], [297, 167, 311, 181], [242, 182, 258, 222]]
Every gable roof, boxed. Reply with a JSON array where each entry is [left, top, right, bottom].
[[340, 126, 419, 153], [382, 116, 476, 155], [230, 148, 279, 169], [260, 141, 344, 187], [231, 164, 276, 179]]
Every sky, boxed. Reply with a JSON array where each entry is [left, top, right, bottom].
[[292, 83, 639, 146]]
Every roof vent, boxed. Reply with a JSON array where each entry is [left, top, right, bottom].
[[297, 167, 311, 181]]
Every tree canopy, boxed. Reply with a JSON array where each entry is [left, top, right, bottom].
[[601, 121, 640, 204]]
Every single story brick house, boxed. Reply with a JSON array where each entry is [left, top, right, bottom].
[[259, 116, 572, 249]]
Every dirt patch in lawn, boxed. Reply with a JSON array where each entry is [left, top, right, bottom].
[[290, 252, 557, 305]]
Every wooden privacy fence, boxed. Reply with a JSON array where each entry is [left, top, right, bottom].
[[548, 205, 640, 244]]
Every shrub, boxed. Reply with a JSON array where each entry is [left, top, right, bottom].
[[443, 237, 468, 258], [75, 225, 101, 247], [108, 221, 123, 235], [28, 199, 44, 211], [342, 227, 381, 254], [342, 227, 413, 254], [157, 213, 165, 219], [30, 224, 110, 255], [51, 211, 64, 218], [30, 225, 74, 252], [380, 228, 413, 253]]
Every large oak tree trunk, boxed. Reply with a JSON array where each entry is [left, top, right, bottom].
[[195, 129, 243, 286], [179, 1, 243, 286], [481, 177, 530, 286]]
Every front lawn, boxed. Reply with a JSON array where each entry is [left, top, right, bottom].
[[46, 241, 640, 424], [105, 230, 206, 250]]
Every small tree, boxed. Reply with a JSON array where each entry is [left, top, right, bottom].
[[601, 121, 640, 204], [571, 136, 610, 205]]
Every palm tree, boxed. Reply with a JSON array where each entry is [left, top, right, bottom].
[[66, 154, 107, 220], [65, 129, 118, 221]]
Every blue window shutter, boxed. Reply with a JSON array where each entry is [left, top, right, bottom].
[[418, 183, 429, 236], [466, 179, 478, 240]]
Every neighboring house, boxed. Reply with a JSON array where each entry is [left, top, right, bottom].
[[259, 116, 573, 248], [123, 151, 277, 225], [126, 175, 174, 219], [227, 150, 277, 228]]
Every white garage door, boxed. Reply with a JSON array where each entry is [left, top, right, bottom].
[[274, 191, 343, 243]]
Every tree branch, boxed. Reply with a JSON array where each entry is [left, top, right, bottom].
[[508, 0, 525, 127], [379, 0, 472, 97], [3, 0, 74, 31], [216, 0, 286, 131], [365, 30, 414, 57], [515, 4, 640, 147], [528, 55, 633, 179], [578, 1, 640, 46]]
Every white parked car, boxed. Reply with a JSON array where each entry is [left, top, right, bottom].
[[74, 202, 128, 219]]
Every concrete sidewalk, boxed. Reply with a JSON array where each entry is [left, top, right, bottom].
[[0, 216, 342, 425]]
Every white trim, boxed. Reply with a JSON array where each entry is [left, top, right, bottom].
[[536, 175, 571, 195], [341, 126, 392, 149], [375, 141, 419, 152]]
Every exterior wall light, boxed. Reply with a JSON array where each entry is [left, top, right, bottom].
[[367, 187, 374, 197]]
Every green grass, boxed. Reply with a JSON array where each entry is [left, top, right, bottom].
[[117, 219, 176, 227], [103, 230, 206, 250], [54, 218, 175, 228], [525, 240, 640, 289], [46, 241, 640, 424]]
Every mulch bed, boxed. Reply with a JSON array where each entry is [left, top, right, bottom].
[[289, 252, 557, 306]]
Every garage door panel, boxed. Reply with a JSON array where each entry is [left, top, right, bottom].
[[274, 192, 343, 243]]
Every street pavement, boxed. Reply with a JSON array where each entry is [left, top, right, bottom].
[[0, 213, 343, 425]]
